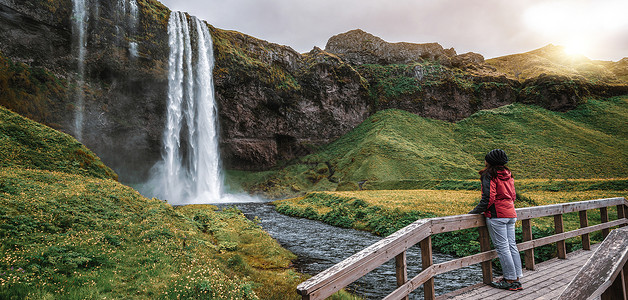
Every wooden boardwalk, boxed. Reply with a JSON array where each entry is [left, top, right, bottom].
[[296, 197, 627, 300], [439, 244, 600, 300]]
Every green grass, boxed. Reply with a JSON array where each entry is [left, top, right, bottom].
[[0, 105, 331, 299], [0, 167, 312, 299], [0, 105, 117, 180], [239, 95, 628, 198]]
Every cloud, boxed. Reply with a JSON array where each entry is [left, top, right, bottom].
[[158, 0, 627, 61]]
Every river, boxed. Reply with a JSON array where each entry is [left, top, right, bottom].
[[220, 202, 483, 299]]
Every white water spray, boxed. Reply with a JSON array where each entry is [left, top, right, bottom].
[[72, 0, 87, 141], [116, 0, 139, 57], [147, 11, 228, 204], [129, 0, 138, 29]]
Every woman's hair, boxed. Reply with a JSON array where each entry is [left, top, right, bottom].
[[479, 163, 511, 178]]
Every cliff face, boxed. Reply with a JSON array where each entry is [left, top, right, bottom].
[[210, 30, 370, 169], [0, 0, 170, 182], [1, 0, 626, 183]]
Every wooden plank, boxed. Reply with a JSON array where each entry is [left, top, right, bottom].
[[421, 236, 435, 300], [522, 219, 535, 270], [579, 210, 591, 250], [430, 214, 485, 234], [440, 246, 599, 300], [601, 206, 610, 239], [517, 219, 628, 251], [383, 266, 435, 300], [297, 219, 431, 298], [554, 214, 567, 259], [395, 251, 409, 300], [624, 263, 628, 300], [619, 204, 627, 228], [516, 197, 625, 220], [558, 227, 628, 300], [478, 225, 493, 284], [601, 267, 626, 300], [432, 250, 498, 275]]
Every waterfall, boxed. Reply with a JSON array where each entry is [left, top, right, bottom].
[[129, 0, 138, 29], [71, 0, 88, 141], [116, 0, 139, 57], [148, 11, 223, 204], [128, 0, 139, 56]]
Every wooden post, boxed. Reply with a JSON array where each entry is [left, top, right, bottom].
[[601, 207, 610, 239], [601, 267, 626, 300], [420, 236, 435, 300], [522, 219, 535, 270], [395, 251, 409, 300], [624, 262, 628, 299], [579, 210, 591, 250], [554, 214, 567, 259], [618, 204, 627, 228], [478, 225, 494, 283]]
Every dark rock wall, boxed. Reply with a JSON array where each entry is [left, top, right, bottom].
[[1, 0, 626, 183], [0, 0, 169, 182]]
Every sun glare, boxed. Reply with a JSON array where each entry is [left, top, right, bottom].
[[523, 0, 628, 59], [563, 41, 588, 56]]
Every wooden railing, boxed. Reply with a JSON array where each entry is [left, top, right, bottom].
[[558, 226, 628, 300], [296, 197, 628, 299]]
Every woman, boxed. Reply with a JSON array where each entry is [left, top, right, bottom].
[[469, 149, 523, 291]]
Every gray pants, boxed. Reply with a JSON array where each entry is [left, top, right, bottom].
[[486, 217, 523, 281]]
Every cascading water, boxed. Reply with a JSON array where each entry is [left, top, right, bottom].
[[146, 11, 225, 204], [128, 0, 138, 29], [71, 0, 88, 141], [116, 0, 139, 57]]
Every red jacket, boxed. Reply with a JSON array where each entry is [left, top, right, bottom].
[[469, 169, 517, 218]]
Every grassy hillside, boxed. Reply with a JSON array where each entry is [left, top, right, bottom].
[[486, 44, 627, 84], [455, 97, 628, 179], [1, 106, 345, 299], [0, 105, 117, 180], [0, 167, 307, 299], [237, 95, 628, 198]]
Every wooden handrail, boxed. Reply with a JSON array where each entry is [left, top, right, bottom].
[[297, 197, 628, 299], [557, 226, 628, 299]]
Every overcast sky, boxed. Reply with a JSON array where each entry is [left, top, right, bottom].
[[158, 0, 627, 61]]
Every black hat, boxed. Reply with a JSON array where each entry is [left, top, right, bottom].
[[485, 149, 508, 166]]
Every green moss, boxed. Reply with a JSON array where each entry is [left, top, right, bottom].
[[0, 105, 118, 180], [210, 28, 302, 93], [0, 167, 310, 299], [275, 193, 436, 235], [0, 51, 68, 127]]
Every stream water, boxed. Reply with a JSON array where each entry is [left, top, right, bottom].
[[221, 202, 483, 299]]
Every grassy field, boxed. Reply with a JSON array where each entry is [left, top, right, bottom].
[[237, 95, 628, 198], [0, 106, 366, 299]]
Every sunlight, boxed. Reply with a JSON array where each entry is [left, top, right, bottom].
[[523, 0, 628, 59], [563, 40, 589, 56]]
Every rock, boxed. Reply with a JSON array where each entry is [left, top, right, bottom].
[[325, 29, 457, 65], [1, 1, 626, 183]]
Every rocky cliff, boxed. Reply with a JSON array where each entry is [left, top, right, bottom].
[[1, 0, 626, 184]]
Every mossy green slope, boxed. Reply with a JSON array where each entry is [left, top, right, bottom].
[[456, 97, 627, 179], [0, 105, 117, 180], [242, 96, 628, 197], [0, 106, 311, 299], [0, 168, 306, 299], [304, 109, 478, 181]]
